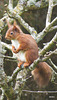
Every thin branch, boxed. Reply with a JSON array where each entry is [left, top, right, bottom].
[[0, 66, 16, 100], [14, 0, 48, 12], [14, 69, 27, 100], [46, 0, 53, 27], [37, 17, 57, 43], [0, 88, 5, 100], [22, 90, 57, 94], [8, 0, 13, 10], [39, 33, 57, 56], [3, 55, 16, 60], [49, 26, 57, 32], [48, 59, 57, 73], [7, 67, 23, 82], [42, 49, 57, 61]]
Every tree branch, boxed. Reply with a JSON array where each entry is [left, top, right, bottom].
[[1, 42, 12, 51], [49, 26, 57, 32], [39, 33, 57, 56], [36, 17, 57, 43], [22, 89, 57, 94], [29, 49, 57, 72], [8, 67, 23, 82], [8, 0, 13, 10], [0, 66, 17, 100], [46, 0, 53, 27], [48, 59, 57, 73], [42, 49, 57, 61], [14, 69, 27, 100], [0, 88, 4, 100]]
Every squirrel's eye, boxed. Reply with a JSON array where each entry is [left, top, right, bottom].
[[11, 32, 13, 35]]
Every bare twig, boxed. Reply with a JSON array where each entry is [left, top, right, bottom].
[[8, 67, 23, 82], [37, 17, 57, 43], [42, 49, 57, 60], [49, 26, 57, 32], [8, 0, 13, 10], [48, 59, 57, 73], [46, 0, 53, 27], [39, 33, 57, 56], [22, 90, 57, 94], [0, 88, 5, 100], [14, 69, 27, 100]]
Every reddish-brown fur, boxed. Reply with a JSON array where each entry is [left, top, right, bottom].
[[31, 62, 52, 88], [5, 20, 52, 88]]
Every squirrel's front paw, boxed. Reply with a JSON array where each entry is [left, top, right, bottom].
[[12, 46, 17, 53]]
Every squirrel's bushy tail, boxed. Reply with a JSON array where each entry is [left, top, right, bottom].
[[31, 62, 52, 88]]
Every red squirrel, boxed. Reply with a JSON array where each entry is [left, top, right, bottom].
[[5, 20, 52, 88]]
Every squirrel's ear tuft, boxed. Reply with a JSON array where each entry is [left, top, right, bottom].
[[14, 20, 17, 26], [13, 20, 18, 31], [13, 23, 20, 32], [6, 19, 11, 28], [13, 20, 23, 34]]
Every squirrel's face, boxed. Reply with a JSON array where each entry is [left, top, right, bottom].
[[5, 25, 21, 40], [5, 20, 23, 40]]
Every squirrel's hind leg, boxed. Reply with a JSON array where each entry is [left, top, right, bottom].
[[23, 62, 30, 68], [18, 62, 24, 68]]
